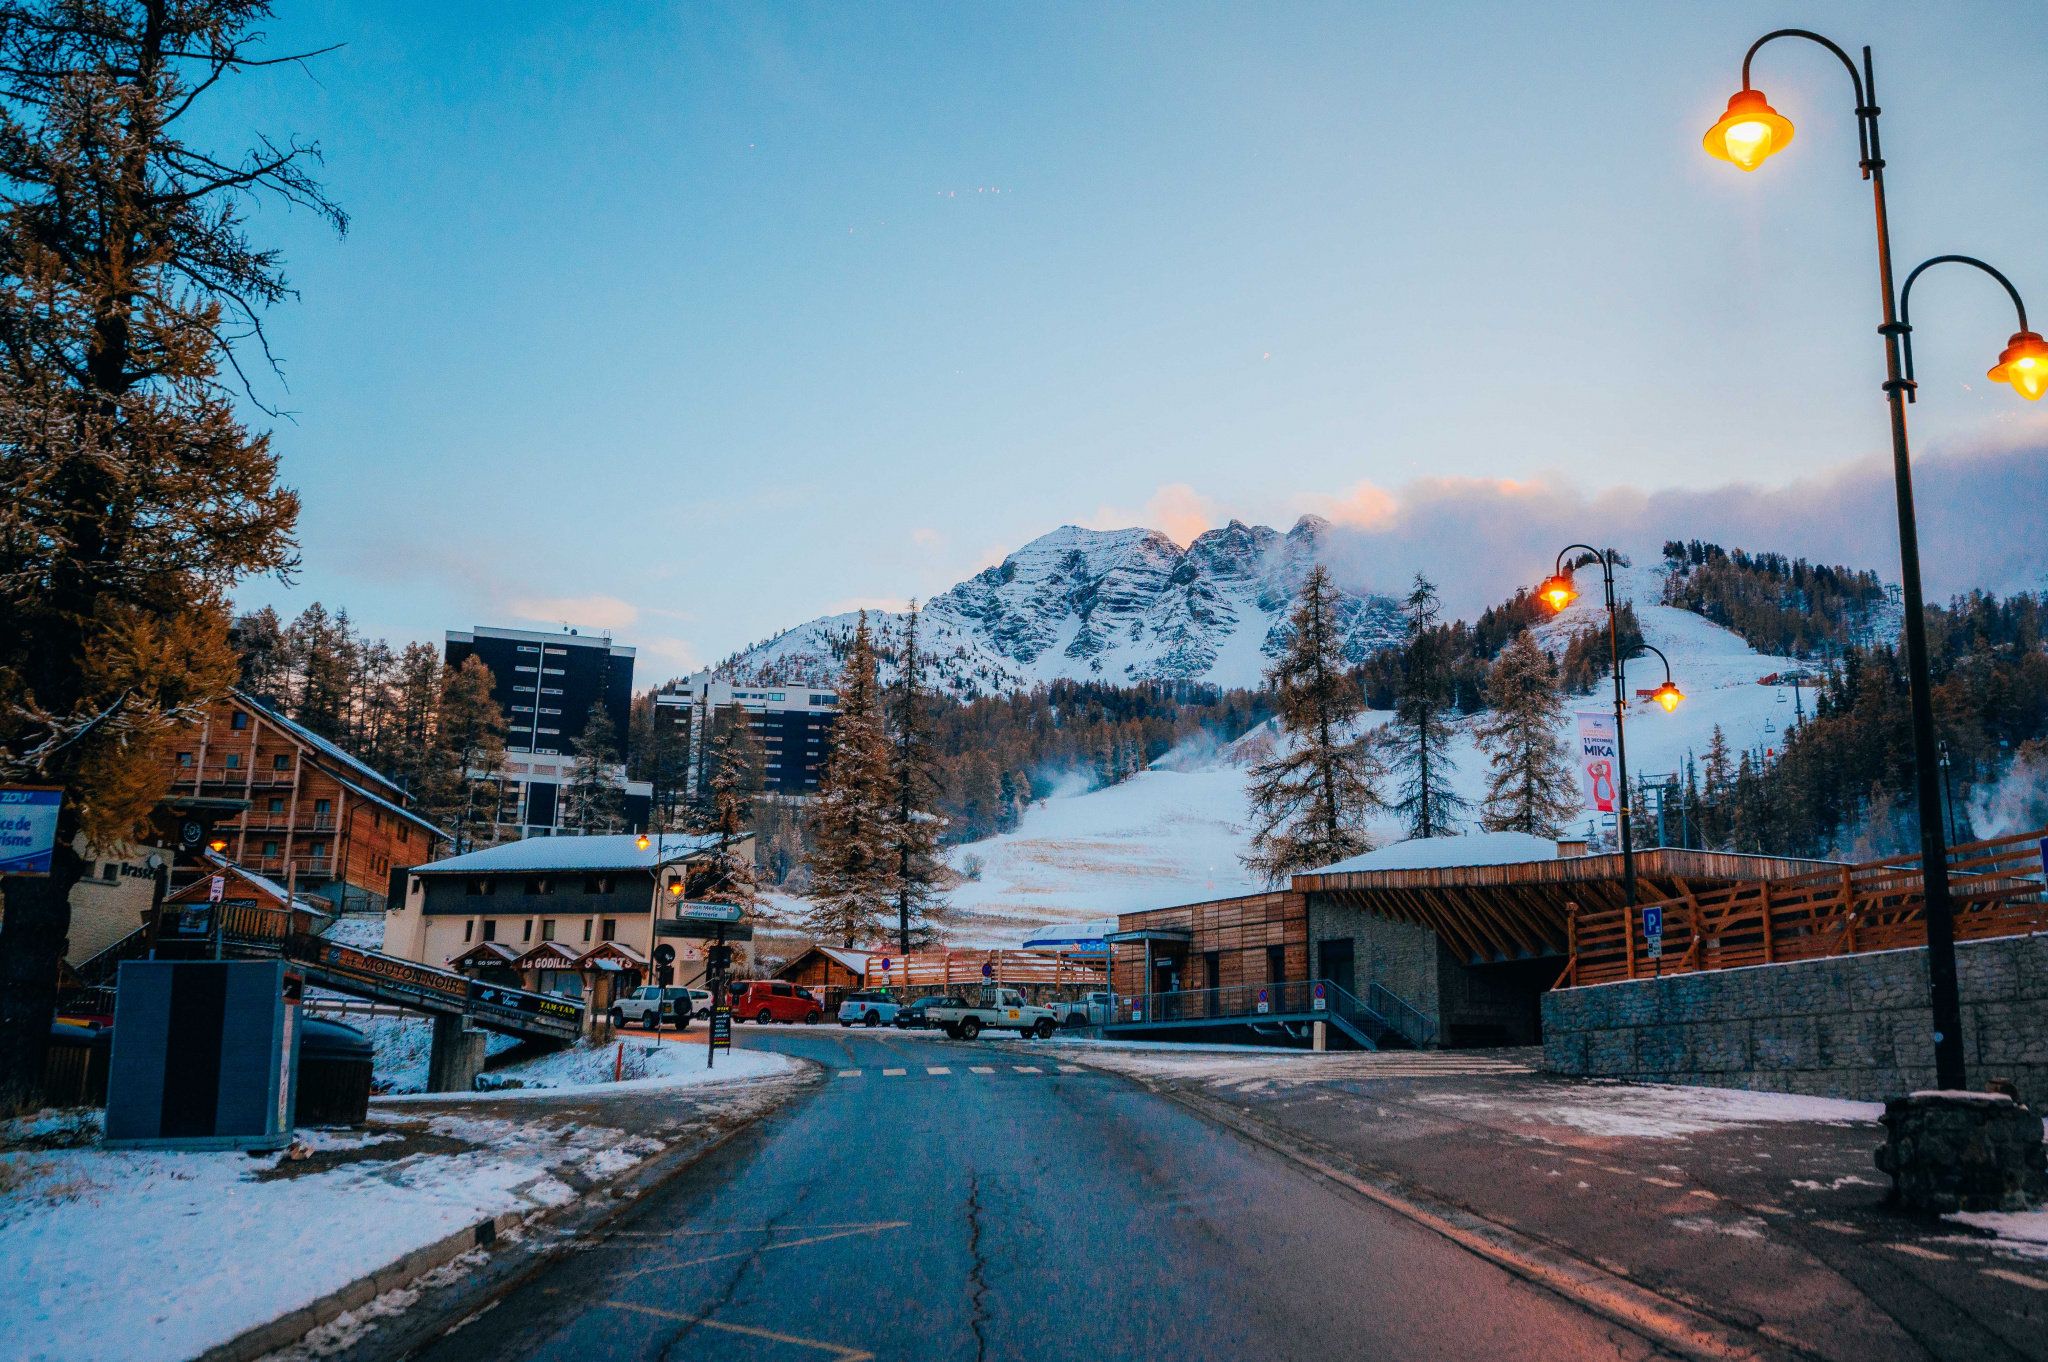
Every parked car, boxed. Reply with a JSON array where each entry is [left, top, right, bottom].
[[1049, 991, 1113, 1027], [894, 995, 967, 1030], [687, 987, 713, 1019], [730, 980, 823, 1025], [837, 990, 902, 1027], [611, 986, 694, 1031]]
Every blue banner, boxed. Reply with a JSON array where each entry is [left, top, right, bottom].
[[0, 787, 62, 876]]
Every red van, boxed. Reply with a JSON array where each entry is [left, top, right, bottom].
[[729, 980, 823, 1025]]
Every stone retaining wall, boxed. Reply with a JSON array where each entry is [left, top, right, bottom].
[[1542, 932, 2048, 1107]]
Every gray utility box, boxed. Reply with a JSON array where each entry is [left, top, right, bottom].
[[105, 960, 301, 1151]]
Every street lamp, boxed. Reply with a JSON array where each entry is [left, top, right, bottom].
[[1539, 547, 1684, 908], [1700, 29, 2039, 1092]]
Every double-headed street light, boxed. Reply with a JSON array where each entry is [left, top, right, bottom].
[[1700, 29, 2040, 1092], [1539, 547, 1684, 909]]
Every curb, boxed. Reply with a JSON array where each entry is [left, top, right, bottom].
[[189, 1061, 820, 1362], [1133, 1076, 1807, 1362]]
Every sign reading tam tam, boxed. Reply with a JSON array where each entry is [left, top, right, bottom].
[[0, 787, 63, 876], [1576, 712, 1618, 814]]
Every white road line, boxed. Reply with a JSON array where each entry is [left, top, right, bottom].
[[1013, 1066, 1041, 1074], [926, 1066, 951, 1075], [969, 1066, 995, 1074], [1887, 1243, 1953, 1261], [1640, 1178, 1683, 1188], [1984, 1267, 2048, 1290], [837, 1070, 861, 1078], [882, 1068, 907, 1076]]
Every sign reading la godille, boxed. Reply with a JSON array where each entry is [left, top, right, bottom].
[[0, 787, 63, 877]]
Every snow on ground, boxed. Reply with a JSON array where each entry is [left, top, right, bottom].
[[378, 1036, 795, 1102], [323, 914, 387, 951], [0, 1113, 662, 1362], [1407, 1082, 1886, 1138], [359, 1014, 523, 1095], [1947, 1210, 2048, 1261]]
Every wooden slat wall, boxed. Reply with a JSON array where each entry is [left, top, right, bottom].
[[1111, 891, 1307, 995], [1557, 827, 2048, 988]]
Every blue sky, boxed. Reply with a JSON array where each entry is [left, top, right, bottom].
[[216, 2, 2048, 679]]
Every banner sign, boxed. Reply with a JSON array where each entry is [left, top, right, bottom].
[[709, 1005, 732, 1050], [0, 787, 63, 877], [1576, 713, 1618, 813]]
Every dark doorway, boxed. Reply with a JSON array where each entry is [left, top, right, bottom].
[[1318, 938, 1356, 999], [1203, 951, 1220, 991]]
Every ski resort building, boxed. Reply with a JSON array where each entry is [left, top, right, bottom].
[[653, 672, 839, 798]]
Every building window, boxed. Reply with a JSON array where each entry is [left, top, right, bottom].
[[268, 797, 284, 812], [314, 798, 331, 815], [541, 919, 556, 941], [273, 754, 291, 770], [517, 645, 539, 654], [601, 919, 617, 942], [583, 919, 593, 942], [307, 841, 327, 858], [263, 841, 280, 857], [1267, 945, 1286, 985], [481, 919, 497, 941], [523, 919, 533, 942], [465, 919, 474, 942], [230, 711, 248, 730], [583, 874, 614, 894], [177, 752, 194, 766], [102, 862, 118, 881], [466, 877, 492, 896], [224, 752, 240, 769]]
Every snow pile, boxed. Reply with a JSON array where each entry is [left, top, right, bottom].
[[1948, 1209, 2048, 1261], [1410, 1083, 1884, 1138], [359, 1013, 521, 1095], [379, 1036, 795, 1102]]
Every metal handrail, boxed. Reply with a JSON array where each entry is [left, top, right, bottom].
[[1114, 977, 1424, 1048], [1367, 982, 1438, 1048]]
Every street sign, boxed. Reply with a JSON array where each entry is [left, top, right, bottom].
[[981, 963, 993, 979], [653, 944, 675, 966], [1312, 983, 1327, 1011], [709, 1006, 732, 1050], [1257, 989, 1270, 1015], [880, 957, 892, 975], [1643, 905, 1664, 960], [675, 902, 744, 923], [0, 787, 62, 876], [208, 876, 225, 903]]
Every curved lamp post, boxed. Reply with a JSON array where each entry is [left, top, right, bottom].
[[1701, 30, 2041, 1091], [1537, 548, 1684, 909]]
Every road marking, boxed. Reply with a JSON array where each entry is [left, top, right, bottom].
[[1687, 1190, 1718, 1200], [600, 1301, 875, 1359], [1813, 1220, 1864, 1235], [837, 1070, 861, 1078], [611, 1223, 911, 1278], [1057, 1065, 1084, 1072], [1983, 1267, 2048, 1290], [883, 1068, 907, 1076], [1640, 1178, 1684, 1188], [926, 1066, 951, 1075], [1887, 1243, 1954, 1261], [1012, 1066, 1041, 1074], [969, 1066, 995, 1074]]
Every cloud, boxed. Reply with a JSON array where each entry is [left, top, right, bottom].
[[508, 594, 640, 631], [911, 528, 945, 548], [1305, 477, 1398, 529], [1298, 443, 2048, 618], [974, 543, 1009, 570], [1083, 482, 1222, 547], [641, 636, 702, 669]]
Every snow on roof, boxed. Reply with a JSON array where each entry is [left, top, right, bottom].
[[512, 941, 581, 967], [1022, 918, 1118, 950], [451, 941, 519, 964], [1305, 831, 1562, 876], [332, 776, 451, 844], [818, 946, 874, 974], [415, 832, 730, 875], [191, 852, 329, 917], [578, 940, 649, 965]]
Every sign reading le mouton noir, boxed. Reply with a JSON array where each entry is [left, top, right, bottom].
[[0, 787, 63, 877]]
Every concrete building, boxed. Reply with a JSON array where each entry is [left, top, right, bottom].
[[654, 672, 839, 799]]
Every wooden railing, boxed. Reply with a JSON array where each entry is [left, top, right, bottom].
[[1554, 827, 2048, 989], [861, 949, 1106, 990]]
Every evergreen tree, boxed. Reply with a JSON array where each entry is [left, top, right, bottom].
[[385, 642, 441, 801], [803, 614, 897, 945], [1700, 724, 1733, 848], [997, 770, 1021, 834], [431, 657, 507, 852], [0, 0, 338, 1112], [885, 603, 947, 953], [1241, 566, 1387, 882], [1392, 573, 1468, 838], [690, 703, 762, 829], [1475, 631, 1580, 836], [230, 608, 289, 705], [568, 701, 624, 833]]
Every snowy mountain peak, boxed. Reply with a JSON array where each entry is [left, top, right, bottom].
[[718, 521, 1406, 698]]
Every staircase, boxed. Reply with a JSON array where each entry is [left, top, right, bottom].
[[1107, 977, 1436, 1050]]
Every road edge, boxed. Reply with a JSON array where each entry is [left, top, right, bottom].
[[1129, 1074, 1810, 1362], [193, 1060, 824, 1362]]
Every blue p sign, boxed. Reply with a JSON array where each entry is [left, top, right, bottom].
[[1642, 905, 1664, 959]]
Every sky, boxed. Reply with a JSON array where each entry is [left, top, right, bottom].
[[210, 1, 2048, 679]]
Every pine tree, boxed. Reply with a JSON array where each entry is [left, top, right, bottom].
[[997, 770, 1021, 834], [1392, 573, 1468, 838], [885, 603, 947, 953], [691, 704, 762, 829], [0, 1, 339, 1112], [568, 701, 624, 833], [432, 657, 507, 852], [1475, 631, 1580, 836], [385, 642, 441, 801], [1241, 565, 1387, 882], [1701, 725, 1734, 848], [803, 614, 897, 946]]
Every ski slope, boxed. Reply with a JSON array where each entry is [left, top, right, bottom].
[[939, 565, 1810, 949]]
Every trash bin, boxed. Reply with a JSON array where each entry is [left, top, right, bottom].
[[41, 1021, 111, 1108], [295, 1017, 374, 1127]]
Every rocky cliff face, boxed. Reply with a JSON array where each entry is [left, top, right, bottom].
[[718, 517, 1404, 697]]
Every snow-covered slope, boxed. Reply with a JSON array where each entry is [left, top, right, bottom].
[[719, 517, 1404, 697]]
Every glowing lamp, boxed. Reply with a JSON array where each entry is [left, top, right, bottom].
[[208, 838, 227, 853], [1703, 89, 1794, 171], [1538, 574, 1578, 611], [1650, 681, 1685, 713], [668, 878, 685, 898], [1988, 330, 2048, 400], [636, 832, 650, 850]]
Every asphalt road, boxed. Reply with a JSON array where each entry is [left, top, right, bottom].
[[411, 1025, 1664, 1362]]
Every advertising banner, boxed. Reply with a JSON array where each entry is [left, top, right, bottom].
[[0, 787, 63, 876], [1576, 712, 1618, 813]]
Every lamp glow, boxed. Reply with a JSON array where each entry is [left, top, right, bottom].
[[208, 838, 227, 853], [1988, 330, 2048, 401], [1651, 681, 1685, 713], [668, 879, 685, 898], [1703, 89, 1794, 171], [636, 832, 650, 850], [1538, 574, 1578, 611]]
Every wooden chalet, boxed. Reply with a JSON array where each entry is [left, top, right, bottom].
[[164, 689, 451, 912], [775, 945, 877, 1011], [449, 940, 521, 984], [1108, 891, 1304, 1001], [511, 940, 585, 997], [156, 859, 332, 959]]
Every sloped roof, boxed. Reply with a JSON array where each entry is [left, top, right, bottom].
[[236, 690, 408, 801], [179, 853, 329, 917], [413, 832, 733, 876], [511, 940, 582, 968], [450, 941, 519, 966], [576, 940, 649, 966], [332, 775, 451, 843]]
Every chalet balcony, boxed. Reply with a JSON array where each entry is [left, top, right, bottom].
[[236, 813, 337, 832]]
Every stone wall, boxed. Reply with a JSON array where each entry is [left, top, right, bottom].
[[1543, 932, 2048, 1108], [1308, 896, 1440, 1019], [1307, 895, 1553, 1046]]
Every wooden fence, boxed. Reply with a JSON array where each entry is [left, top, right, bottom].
[[862, 949, 1105, 990], [1555, 826, 2048, 989]]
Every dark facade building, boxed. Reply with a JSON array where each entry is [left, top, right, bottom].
[[654, 673, 838, 798], [445, 626, 635, 760]]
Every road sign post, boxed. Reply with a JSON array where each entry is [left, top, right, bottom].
[[1643, 904, 1664, 978]]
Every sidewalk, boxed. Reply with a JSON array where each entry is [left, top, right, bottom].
[[1039, 1041, 2048, 1362], [0, 1040, 806, 1362]]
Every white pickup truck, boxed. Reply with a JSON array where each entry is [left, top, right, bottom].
[[929, 986, 1059, 1040]]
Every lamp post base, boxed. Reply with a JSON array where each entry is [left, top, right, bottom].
[[1874, 1091, 2047, 1214]]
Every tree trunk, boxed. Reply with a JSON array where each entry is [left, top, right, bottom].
[[0, 845, 83, 1115]]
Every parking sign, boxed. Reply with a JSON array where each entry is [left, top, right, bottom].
[[1643, 905, 1664, 959]]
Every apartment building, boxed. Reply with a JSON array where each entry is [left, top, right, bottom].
[[654, 672, 839, 798]]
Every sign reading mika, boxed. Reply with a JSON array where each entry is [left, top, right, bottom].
[[0, 786, 63, 876], [1575, 712, 1618, 814]]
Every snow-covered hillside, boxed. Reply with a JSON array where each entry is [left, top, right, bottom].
[[938, 560, 1816, 947], [720, 517, 1404, 697]]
